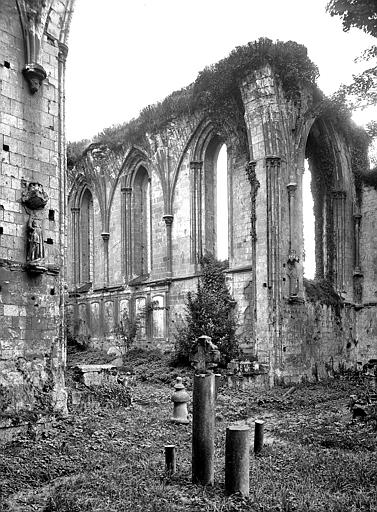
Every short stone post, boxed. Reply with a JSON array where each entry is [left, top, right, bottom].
[[225, 425, 250, 497], [171, 377, 189, 424], [165, 445, 176, 476], [254, 419, 264, 454], [192, 372, 216, 485], [190, 335, 220, 486]]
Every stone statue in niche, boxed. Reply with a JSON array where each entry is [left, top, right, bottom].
[[287, 250, 300, 297], [27, 216, 44, 261], [21, 181, 48, 272]]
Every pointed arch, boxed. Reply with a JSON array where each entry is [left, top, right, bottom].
[[119, 147, 153, 279], [297, 114, 356, 292]]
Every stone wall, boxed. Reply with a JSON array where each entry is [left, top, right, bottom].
[[66, 45, 377, 384], [0, 0, 73, 415]]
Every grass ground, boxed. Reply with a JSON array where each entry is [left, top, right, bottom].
[[0, 348, 376, 511]]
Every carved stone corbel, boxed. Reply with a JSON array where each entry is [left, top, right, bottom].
[[16, 0, 52, 93], [22, 63, 47, 94]]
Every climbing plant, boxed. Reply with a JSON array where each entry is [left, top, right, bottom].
[[174, 254, 239, 365], [67, 38, 319, 168]]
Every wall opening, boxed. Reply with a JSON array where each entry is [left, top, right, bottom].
[[305, 118, 345, 288], [80, 188, 93, 283], [133, 166, 151, 276], [303, 159, 315, 279], [203, 136, 229, 261], [216, 143, 228, 261]]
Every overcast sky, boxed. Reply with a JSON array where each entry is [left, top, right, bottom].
[[65, 0, 376, 143]]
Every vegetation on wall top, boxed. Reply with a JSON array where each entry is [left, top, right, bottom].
[[67, 37, 319, 170], [312, 93, 377, 191], [304, 278, 344, 314]]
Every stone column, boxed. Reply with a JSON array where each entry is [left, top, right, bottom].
[[101, 232, 110, 287], [354, 212, 362, 274], [265, 156, 281, 293], [125, 187, 132, 279], [121, 186, 127, 278], [163, 214, 174, 277], [353, 209, 363, 304], [332, 191, 346, 293], [245, 160, 260, 342], [266, 156, 282, 375], [71, 207, 80, 287], [287, 182, 300, 298], [190, 161, 203, 267]]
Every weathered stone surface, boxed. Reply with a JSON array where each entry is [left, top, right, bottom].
[[65, 51, 377, 384], [0, 0, 73, 416]]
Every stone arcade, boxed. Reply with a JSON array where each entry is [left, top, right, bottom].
[[1, 2, 377, 418], [66, 42, 377, 385]]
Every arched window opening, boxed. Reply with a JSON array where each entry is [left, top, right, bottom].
[[303, 160, 315, 279], [216, 144, 228, 261], [203, 136, 229, 262], [133, 166, 151, 276], [80, 188, 93, 283], [305, 120, 342, 287]]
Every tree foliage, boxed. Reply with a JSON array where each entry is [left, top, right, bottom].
[[327, 1, 377, 108], [174, 255, 239, 365], [327, 1, 377, 36]]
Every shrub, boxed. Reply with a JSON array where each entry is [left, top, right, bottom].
[[174, 254, 239, 365], [113, 308, 144, 356]]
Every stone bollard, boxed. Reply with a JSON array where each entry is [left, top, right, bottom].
[[192, 373, 216, 485], [254, 419, 264, 454], [171, 377, 189, 424], [165, 444, 177, 476], [225, 425, 250, 497]]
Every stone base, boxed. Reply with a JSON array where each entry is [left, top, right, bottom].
[[74, 364, 119, 386]]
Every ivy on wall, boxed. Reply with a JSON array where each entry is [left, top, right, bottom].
[[312, 95, 377, 194]]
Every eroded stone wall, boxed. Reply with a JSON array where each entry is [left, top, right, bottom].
[[66, 50, 377, 384], [0, 0, 73, 415]]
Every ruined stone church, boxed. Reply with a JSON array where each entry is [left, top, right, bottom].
[[1, 0, 377, 416]]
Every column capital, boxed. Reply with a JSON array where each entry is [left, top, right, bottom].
[[101, 232, 110, 241], [163, 214, 174, 226], [287, 182, 297, 195], [190, 161, 203, 171], [265, 155, 281, 167], [71, 207, 80, 213], [332, 190, 347, 199]]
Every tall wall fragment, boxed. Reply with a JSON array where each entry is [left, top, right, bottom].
[[0, 0, 74, 415]]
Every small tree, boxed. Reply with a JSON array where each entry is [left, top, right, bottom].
[[114, 309, 143, 356], [174, 254, 239, 365]]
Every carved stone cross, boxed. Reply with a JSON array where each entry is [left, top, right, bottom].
[[190, 335, 220, 373]]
